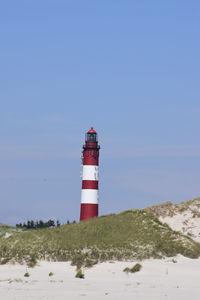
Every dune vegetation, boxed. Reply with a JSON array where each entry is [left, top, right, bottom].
[[0, 224, 22, 238], [0, 210, 200, 268]]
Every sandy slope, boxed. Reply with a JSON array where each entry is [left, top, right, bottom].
[[145, 199, 200, 242], [160, 210, 200, 242], [158, 201, 200, 243], [0, 256, 200, 300]]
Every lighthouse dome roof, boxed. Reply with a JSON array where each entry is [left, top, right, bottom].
[[88, 127, 96, 133]]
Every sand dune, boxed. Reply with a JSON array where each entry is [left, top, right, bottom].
[[0, 256, 199, 299]]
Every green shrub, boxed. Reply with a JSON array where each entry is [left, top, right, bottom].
[[0, 258, 10, 265], [26, 255, 37, 268], [24, 272, 30, 277], [123, 267, 131, 273], [131, 263, 142, 273], [49, 272, 54, 277], [71, 253, 85, 270], [75, 269, 84, 279], [85, 258, 98, 268], [123, 263, 142, 273]]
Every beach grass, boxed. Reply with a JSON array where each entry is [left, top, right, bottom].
[[0, 210, 200, 267]]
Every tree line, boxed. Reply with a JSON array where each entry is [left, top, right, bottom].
[[16, 219, 76, 229]]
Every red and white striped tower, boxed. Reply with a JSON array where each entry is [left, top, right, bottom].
[[80, 127, 100, 221]]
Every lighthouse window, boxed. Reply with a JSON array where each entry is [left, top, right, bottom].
[[87, 133, 97, 141]]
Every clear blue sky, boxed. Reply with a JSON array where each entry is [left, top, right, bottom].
[[0, 1, 200, 225]]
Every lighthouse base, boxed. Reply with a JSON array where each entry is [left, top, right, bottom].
[[80, 203, 98, 221]]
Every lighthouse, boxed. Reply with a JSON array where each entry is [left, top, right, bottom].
[[80, 127, 100, 221]]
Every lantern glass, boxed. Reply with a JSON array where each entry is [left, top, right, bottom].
[[86, 133, 97, 141]]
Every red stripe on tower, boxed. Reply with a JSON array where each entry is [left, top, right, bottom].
[[80, 127, 100, 221], [82, 180, 99, 189]]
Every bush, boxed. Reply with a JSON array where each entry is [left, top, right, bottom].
[[85, 258, 98, 268], [26, 255, 37, 268], [75, 269, 84, 279], [123, 263, 142, 273], [49, 272, 54, 277], [131, 263, 142, 273], [0, 258, 10, 265], [123, 267, 131, 273], [24, 272, 30, 277], [71, 254, 85, 270]]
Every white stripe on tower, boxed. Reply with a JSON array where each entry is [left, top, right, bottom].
[[82, 165, 99, 181], [81, 189, 99, 204]]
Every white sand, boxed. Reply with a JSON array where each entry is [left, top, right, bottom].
[[0, 256, 200, 300]]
